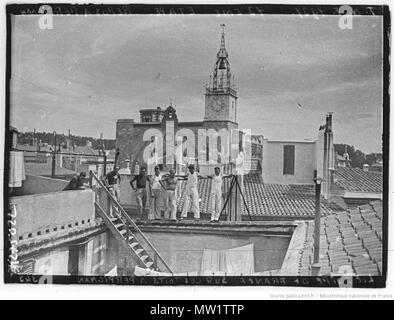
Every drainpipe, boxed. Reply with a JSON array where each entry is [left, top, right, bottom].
[[312, 177, 323, 276], [326, 113, 333, 200], [322, 116, 328, 198]]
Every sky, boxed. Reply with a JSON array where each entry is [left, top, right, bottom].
[[10, 14, 383, 153]]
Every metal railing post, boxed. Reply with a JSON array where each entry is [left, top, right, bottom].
[[89, 170, 93, 189], [154, 253, 158, 270], [126, 220, 130, 241], [91, 171, 173, 273]]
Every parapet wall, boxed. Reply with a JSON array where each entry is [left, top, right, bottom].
[[10, 189, 96, 240], [11, 175, 68, 196]]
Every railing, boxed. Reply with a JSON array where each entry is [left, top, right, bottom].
[[205, 86, 237, 96], [89, 170, 173, 274]]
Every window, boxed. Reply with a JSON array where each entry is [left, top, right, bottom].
[[283, 145, 295, 175]]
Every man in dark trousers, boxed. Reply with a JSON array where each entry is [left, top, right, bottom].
[[105, 167, 121, 202], [130, 166, 148, 218], [63, 172, 86, 191]]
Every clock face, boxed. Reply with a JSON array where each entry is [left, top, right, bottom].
[[210, 96, 225, 112]]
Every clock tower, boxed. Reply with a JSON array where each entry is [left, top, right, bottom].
[[204, 24, 238, 124]]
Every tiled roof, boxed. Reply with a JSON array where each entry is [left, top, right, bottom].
[[73, 146, 100, 156], [17, 144, 52, 152], [25, 161, 76, 177], [176, 174, 343, 218], [334, 167, 382, 194], [298, 201, 383, 276], [243, 174, 343, 217]]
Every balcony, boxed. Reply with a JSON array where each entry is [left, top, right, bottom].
[[205, 86, 237, 96]]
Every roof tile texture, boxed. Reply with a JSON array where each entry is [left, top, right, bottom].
[[298, 201, 383, 276]]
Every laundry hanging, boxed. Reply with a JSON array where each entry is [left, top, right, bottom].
[[9, 151, 26, 188], [200, 243, 255, 276]]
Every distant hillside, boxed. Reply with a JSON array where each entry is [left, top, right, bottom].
[[17, 131, 116, 150]]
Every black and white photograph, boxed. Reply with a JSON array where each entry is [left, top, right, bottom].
[[2, 2, 389, 293]]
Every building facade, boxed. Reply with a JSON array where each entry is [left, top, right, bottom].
[[116, 26, 245, 174]]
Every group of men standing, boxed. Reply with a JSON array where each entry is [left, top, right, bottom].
[[129, 164, 232, 222], [64, 163, 232, 222]]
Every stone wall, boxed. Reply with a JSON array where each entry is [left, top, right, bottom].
[[116, 116, 243, 173], [10, 189, 95, 240], [143, 231, 291, 274], [11, 175, 68, 196]]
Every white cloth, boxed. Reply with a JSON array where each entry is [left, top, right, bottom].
[[9, 151, 26, 187], [185, 172, 198, 189], [150, 173, 162, 190], [181, 187, 200, 219], [200, 244, 255, 276], [149, 189, 162, 220], [235, 151, 245, 176], [134, 266, 200, 277], [210, 188, 222, 221], [211, 174, 223, 191], [210, 175, 223, 221], [134, 266, 173, 277], [105, 266, 118, 276]]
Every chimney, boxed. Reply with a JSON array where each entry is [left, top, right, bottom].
[[363, 164, 369, 172], [322, 112, 334, 199], [343, 145, 350, 167], [32, 128, 37, 147], [67, 129, 71, 150], [86, 140, 92, 148]]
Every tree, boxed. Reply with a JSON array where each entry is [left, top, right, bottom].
[[334, 143, 383, 169], [17, 130, 116, 150]]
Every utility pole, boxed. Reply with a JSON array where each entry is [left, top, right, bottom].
[[51, 131, 57, 178]]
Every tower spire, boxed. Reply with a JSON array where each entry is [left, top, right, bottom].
[[206, 24, 235, 93], [220, 24, 226, 51], [204, 25, 238, 123]]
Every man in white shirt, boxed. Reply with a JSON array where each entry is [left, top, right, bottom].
[[179, 164, 204, 220], [207, 167, 232, 222], [148, 166, 163, 220]]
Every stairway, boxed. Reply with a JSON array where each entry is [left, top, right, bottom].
[[90, 171, 173, 274]]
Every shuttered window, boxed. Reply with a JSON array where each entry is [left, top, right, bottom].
[[283, 145, 295, 175]]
